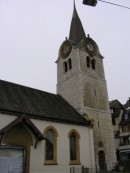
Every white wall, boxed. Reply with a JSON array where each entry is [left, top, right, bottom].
[[0, 113, 95, 173]]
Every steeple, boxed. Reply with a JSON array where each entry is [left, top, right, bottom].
[[57, 1, 117, 170], [69, 1, 86, 43]]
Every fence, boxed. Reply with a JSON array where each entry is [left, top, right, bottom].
[[70, 165, 95, 173], [70, 165, 130, 173]]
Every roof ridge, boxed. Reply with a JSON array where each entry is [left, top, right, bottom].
[[0, 79, 57, 96], [0, 80, 90, 126]]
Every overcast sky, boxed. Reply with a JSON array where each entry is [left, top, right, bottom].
[[0, 0, 130, 104]]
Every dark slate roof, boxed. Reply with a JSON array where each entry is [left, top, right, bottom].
[[109, 99, 124, 125], [109, 99, 122, 109], [120, 110, 130, 125], [0, 80, 90, 126], [69, 2, 86, 43], [123, 98, 130, 110], [109, 100, 123, 116]]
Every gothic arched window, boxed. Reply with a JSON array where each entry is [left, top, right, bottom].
[[44, 126, 58, 165], [68, 58, 72, 69], [68, 129, 80, 165], [86, 56, 91, 68], [63, 61, 68, 72], [91, 59, 96, 70]]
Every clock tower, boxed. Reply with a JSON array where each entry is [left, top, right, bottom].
[[56, 3, 116, 171]]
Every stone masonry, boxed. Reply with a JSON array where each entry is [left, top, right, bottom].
[[57, 44, 117, 171]]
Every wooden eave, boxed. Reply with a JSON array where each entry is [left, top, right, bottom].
[[0, 114, 45, 141]]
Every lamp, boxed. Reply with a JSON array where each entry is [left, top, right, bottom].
[[83, 0, 97, 6]]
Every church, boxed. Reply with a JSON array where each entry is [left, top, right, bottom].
[[0, 2, 116, 173]]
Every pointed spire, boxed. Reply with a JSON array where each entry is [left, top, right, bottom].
[[69, 1, 86, 43]]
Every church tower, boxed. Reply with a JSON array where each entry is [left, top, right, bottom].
[[56, 3, 116, 171]]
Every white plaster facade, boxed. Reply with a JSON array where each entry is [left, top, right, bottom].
[[0, 113, 95, 173]]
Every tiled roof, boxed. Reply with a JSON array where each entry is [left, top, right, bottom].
[[0, 80, 90, 126]]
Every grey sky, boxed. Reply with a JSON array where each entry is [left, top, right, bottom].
[[0, 0, 130, 104]]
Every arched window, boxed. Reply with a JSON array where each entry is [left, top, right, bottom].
[[98, 150, 107, 171], [70, 133, 77, 160], [44, 126, 58, 165], [86, 56, 91, 68], [68, 129, 80, 165], [68, 58, 72, 69], [63, 61, 68, 72], [91, 59, 96, 70]]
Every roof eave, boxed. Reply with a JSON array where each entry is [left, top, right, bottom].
[[0, 114, 45, 142], [0, 109, 91, 127]]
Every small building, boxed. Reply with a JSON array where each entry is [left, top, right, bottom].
[[119, 109, 130, 160], [119, 98, 130, 167], [110, 99, 124, 161], [110, 98, 130, 171]]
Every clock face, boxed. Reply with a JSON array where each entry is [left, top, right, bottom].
[[87, 42, 93, 51], [83, 38, 97, 55], [61, 41, 72, 59]]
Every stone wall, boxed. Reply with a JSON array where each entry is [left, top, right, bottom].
[[57, 45, 116, 171]]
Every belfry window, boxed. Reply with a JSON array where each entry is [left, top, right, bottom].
[[68, 58, 72, 69], [91, 59, 96, 70], [86, 56, 90, 68], [63, 61, 68, 72]]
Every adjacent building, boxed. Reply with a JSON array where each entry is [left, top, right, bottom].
[[110, 98, 130, 171], [110, 99, 124, 160]]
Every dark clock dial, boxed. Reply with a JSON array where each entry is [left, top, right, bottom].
[[87, 42, 93, 51], [61, 41, 72, 59], [83, 38, 97, 56]]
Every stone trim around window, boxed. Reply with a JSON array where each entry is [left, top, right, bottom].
[[68, 129, 81, 165], [43, 126, 59, 165]]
